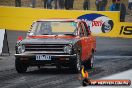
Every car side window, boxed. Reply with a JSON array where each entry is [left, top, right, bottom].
[[78, 23, 85, 37], [80, 22, 87, 37], [82, 22, 91, 36]]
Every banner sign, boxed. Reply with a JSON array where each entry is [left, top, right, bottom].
[[78, 13, 114, 34], [0, 7, 132, 38], [118, 23, 132, 38], [0, 29, 5, 54], [0, 29, 10, 55]]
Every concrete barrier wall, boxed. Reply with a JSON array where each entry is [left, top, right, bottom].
[[0, 6, 132, 38], [6, 30, 26, 54]]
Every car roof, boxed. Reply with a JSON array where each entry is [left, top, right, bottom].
[[35, 19, 81, 22]]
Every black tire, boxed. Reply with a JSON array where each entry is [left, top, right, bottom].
[[56, 65, 61, 72], [15, 58, 27, 73], [82, 79, 87, 86], [37, 66, 41, 70], [82, 78, 91, 86], [70, 52, 81, 73], [85, 53, 94, 69]]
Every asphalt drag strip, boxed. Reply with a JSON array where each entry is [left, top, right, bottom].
[[0, 30, 131, 88], [0, 55, 132, 88]]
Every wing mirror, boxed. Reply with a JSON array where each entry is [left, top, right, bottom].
[[17, 36, 23, 41]]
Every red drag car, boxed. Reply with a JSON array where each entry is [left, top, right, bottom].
[[15, 19, 96, 73]]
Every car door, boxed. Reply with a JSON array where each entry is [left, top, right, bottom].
[[78, 22, 87, 61], [81, 22, 92, 60]]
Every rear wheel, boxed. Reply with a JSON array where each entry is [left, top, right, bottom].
[[70, 52, 81, 73], [15, 58, 27, 73]]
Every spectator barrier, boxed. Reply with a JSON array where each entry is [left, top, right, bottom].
[[0, 7, 132, 38], [0, 29, 9, 55]]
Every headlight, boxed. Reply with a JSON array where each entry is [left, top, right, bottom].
[[64, 45, 72, 54], [17, 45, 25, 54]]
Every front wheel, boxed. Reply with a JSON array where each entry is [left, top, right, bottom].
[[85, 53, 94, 69], [15, 58, 27, 73], [69, 52, 81, 73]]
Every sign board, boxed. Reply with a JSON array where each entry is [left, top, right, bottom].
[[0, 29, 5, 54], [0, 7, 132, 38], [0, 29, 9, 55]]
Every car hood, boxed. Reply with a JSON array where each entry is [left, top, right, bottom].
[[20, 37, 79, 45]]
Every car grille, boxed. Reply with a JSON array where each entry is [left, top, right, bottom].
[[25, 44, 66, 54]]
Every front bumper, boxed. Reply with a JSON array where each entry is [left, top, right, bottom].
[[14, 53, 76, 66], [15, 53, 76, 58]]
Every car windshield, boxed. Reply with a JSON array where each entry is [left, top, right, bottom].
[[29, 21, 77, 36]]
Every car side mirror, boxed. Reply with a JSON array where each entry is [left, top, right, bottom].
[[17, 36, 23, 41]]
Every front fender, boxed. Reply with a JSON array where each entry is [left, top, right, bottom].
[[73, 40, 82, 59]]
